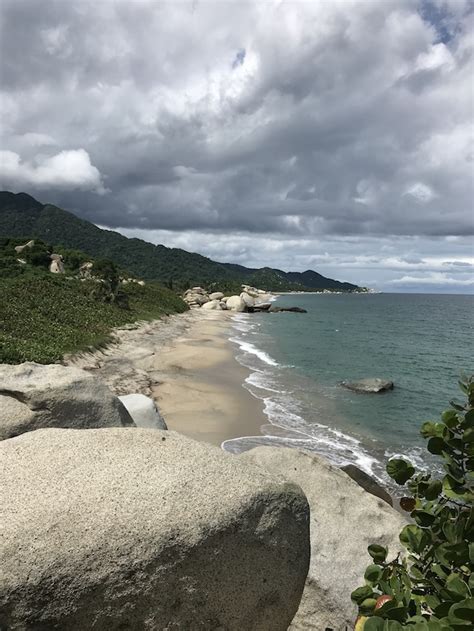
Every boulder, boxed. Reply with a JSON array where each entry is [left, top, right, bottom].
[[250, 302, 272, 312], [208, 292, 224, 301], [118, 393, 167, 430], [14, 239, 35, 254], [0, 363, 134, 441], [184, 293, 209, 306], [219, 301, 228, 310], [342, 378, 394, 393], [201, 299, 222, 310], [49, 253, 65, 274], [240, 446, 407, 631], [226, 295, 247, 312], [240, 291, 255, 307], [341, 464, 393, 506], [221, 296, 230, 302], [269, 306, 307, 313], [0, 428, 310, 630]]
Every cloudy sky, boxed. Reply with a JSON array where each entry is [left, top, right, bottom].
[[1, 0, 473, 292]]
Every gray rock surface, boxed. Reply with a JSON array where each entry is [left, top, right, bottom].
[[226, 295, 246, 311], [240, 446, 407, 631], [0, 362, 134, 440], [118, 393, 167, 430], [201, 299, 222, 310], [342, 378, 394, 393], [208, 292, 224, 301], [341, 463, 393, 506], [0, 428, 310, 631]]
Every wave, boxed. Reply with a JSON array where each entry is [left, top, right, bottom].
[[225, 313, 389, 483]]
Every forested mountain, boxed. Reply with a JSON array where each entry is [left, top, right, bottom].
[[0, 191, 362, 291]]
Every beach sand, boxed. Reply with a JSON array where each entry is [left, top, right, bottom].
[[65, 310, 266, 447]]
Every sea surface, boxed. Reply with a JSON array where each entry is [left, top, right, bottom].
[[223, 293, 474, 485]]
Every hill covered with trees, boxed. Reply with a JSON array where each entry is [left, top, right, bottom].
[[0, 192, 363, 292]]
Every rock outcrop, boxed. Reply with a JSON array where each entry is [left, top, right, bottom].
[[240, 446, 407, 631], [342, 378, 394, 393], [341, 464, 393, 506], [208, 291, 224, 301], [0, 428, 310, 630], [226, 295, 247, 311], [14, 239, 35, 254], [201, 299, 223, 310], [0, 363, 134, 440], [49, 253, 65, 274], [118, 393, 167, 430]]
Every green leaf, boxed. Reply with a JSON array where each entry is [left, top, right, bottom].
[[427, 437, 446, 455], [421, 422, 444, 438], [442, 409, 460, 428], [364, 618, 384, 631], [400, 524, 430, 553], [368, 544, 388, 564], [365, 564, 383, 583], [412, 509, 436, 527], [351, 584, 374, 604], [446, 574, 470, 600], [448, 597, 474, 623], [386, 459, 415, 485], [424, 479, 442, 500]]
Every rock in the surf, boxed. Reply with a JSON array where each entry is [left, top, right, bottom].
[[240, 446, 406, 631], [0, 428, 310, 630], [0, 363, 134, 441], [341, 464, 393, 506], [342, 378, 394, 393], [118, 393, 167, 430]]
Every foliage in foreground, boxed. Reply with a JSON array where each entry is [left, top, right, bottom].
[[351, 377, 474, 630], [0, 274, 187, 364]]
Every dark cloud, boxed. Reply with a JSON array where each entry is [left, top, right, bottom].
[[0, 0, 473, 290]]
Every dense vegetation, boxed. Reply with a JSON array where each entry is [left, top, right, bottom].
[[0, 238, 187, 364], [352, 376, 473, 630], [0, 191, 363, 292]]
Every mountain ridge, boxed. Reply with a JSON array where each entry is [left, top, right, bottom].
[[0, 191, 362, 292]]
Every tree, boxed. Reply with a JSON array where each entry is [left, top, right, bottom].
[[352, 376, 473, 630]]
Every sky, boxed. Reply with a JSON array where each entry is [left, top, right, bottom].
[[0, 0, 473, 293]]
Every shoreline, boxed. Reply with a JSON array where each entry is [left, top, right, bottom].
[[64, 310, 267, 448]]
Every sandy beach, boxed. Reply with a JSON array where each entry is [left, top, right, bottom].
[[65, 310, 267, 447]]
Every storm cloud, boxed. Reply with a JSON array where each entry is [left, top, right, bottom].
[[0, 0, 473, 291]]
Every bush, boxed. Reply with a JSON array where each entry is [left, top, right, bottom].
[[351, 376, 474, 630]]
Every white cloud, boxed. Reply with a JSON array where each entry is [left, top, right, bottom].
[[0, 149, 107, 193]]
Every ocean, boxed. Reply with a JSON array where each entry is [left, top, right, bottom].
[[223, 293, 474, 486]]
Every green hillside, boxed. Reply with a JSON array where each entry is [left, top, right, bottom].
[[0, 191, 362, 291], [0, 238, 187, 364]]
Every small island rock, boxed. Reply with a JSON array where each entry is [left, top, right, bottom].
[[342, 378, 394, 393]]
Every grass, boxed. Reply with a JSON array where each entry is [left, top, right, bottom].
[[0, 274, 188, 364]]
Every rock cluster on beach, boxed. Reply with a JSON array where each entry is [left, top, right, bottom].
[[183, 284, 308, 313], [183, 284, 274, 312], [0, 362, 406, 630]]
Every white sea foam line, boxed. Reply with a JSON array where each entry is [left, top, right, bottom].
[[227, 310, 386, 480], [228, 336, 279, 366]]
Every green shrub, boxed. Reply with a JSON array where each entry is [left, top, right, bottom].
[[351, 376, 474, 630]]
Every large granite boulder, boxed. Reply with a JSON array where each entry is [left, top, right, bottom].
[[240, 291, 255, 307], [226, 295, 247, 312], [342, 378, 394, 393], [240, 446, 407, 631], [201, 299, 222, 310], [0, 428, 310, 630], [0, 363, 134, 440], [208, 292, 224, 301], [118, 393, 167, 430]]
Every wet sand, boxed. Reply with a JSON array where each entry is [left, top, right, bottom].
[[65, 310, 266, 447]]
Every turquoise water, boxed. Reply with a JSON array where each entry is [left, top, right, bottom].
[[224, 293, 474, 484]]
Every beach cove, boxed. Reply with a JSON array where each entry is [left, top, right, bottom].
[[64, 309, 268, 447]]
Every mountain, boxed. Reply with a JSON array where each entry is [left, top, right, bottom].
[[0, 191, 362, 292]]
